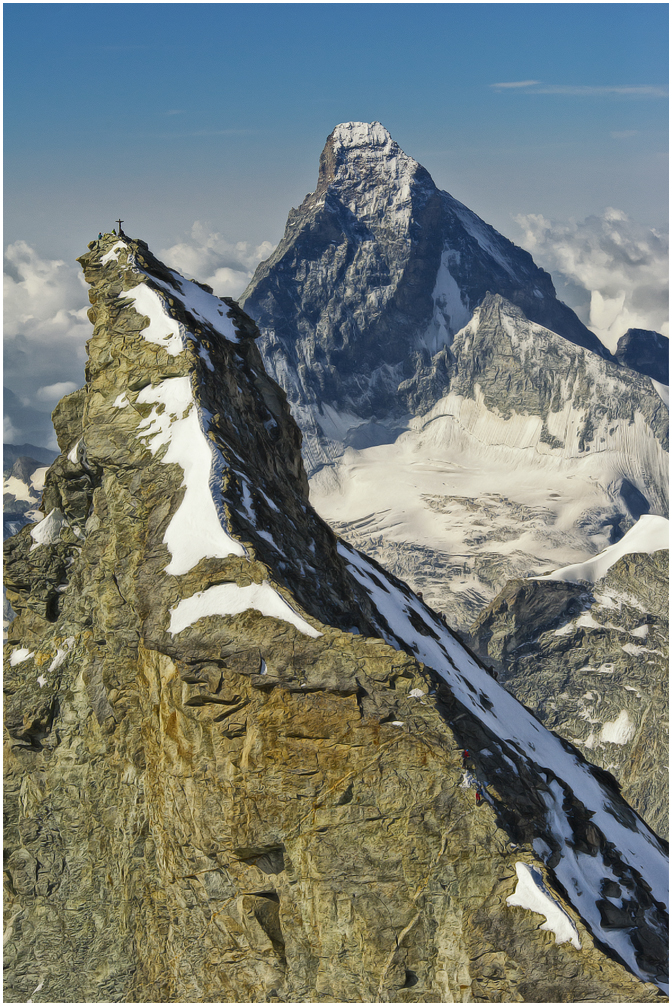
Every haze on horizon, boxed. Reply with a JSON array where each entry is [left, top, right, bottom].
[[4, 3, 669, 448]]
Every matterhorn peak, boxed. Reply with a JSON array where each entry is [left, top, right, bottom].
[[315, 120, 427, 204], [330, 120, 397, 152]]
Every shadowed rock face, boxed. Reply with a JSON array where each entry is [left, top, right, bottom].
[[615, 329, 669, 385], [3, 235, 668, 1003], [241, 123, 668, 629], [467, 549, 669, 841], [243, 122, 610, 434]]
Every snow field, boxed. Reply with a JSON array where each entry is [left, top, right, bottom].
[[168, 581, 321, 638], [29, 508, 67, 551], [535, 514, 669, 584], [506, 862, 581, 949]]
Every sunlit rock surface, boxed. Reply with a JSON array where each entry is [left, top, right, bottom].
[[3, 235, 667, 1003]]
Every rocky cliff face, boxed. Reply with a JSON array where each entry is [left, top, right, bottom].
[[311, 294, 668, 627], [615, 329, 669, 385], [467, 523, 669, 840], [241, 123, 669, 627], [4, 235, 668, 1003]]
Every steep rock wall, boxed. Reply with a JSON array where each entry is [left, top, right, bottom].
[[4, 236, 667, 1003]]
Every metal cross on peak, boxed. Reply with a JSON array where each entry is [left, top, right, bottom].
[[116, 219, 124, 235]]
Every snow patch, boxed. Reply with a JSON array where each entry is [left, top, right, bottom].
[[507, 862, 581, 949], [30, 467, 48, 491], [9, 648, 34, 666], [420, 249, 472, 354], [600, 710, 636, 745], [168, 581, 322, 638], [101, 241, 127, 265], [135, 377, 246, 573], [113, 393, 130, 409], [151, 270, 240, 344], [67, 439, 82, 463], [124, 282, 184, 356], [29, 509, 67, 551]]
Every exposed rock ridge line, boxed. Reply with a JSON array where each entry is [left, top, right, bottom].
[[3, 234, 668, 1002], [240, 122, 668, 626]]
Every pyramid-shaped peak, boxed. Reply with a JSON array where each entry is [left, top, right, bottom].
[[315, 121, 425, 200]]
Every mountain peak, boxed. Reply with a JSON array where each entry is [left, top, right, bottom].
[[4, 233, 668, 999], [316, 120, 423, 200], [330, 120, 395, 151]]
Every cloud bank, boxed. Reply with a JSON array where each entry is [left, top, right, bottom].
[[514, 208, 669, 352], [4, 241, 91, 447], [3, 228, 276, 447], [159, 222, 275, 299]]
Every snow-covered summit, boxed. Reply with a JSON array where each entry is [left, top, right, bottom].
[[330, 120, 399, 152], [314, 120, 425, 231]]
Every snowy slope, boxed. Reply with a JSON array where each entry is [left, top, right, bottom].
[[311, 296, 668, 626], [338, 539, 668, 989], [535, 514, 668, 584]]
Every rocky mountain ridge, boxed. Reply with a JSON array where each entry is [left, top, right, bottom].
[[241, 122, 669, 627], [3, 234, 668, 1002], [467, 516, 669, 839]]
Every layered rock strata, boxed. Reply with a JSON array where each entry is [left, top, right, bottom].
[[4, 236, 668, 1003]]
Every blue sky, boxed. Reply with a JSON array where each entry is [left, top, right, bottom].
[[3, 3, 669, 447], [5, 3, 668, 254]]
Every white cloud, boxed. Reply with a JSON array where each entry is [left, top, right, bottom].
[[4, 415, 19, 442], [4, 241, 91, 445], [159, 222, 275, 298], [36, 381, 79, 402], [514, 208, 669, 352], [491, 82, 667, 98], [491, 80, 541, 89]]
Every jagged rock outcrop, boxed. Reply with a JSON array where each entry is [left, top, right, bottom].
[[4, 235, 668, 1003], [468, 522, 669, 840], [615, 328, 669, 385], [241, 123, 669, 627]]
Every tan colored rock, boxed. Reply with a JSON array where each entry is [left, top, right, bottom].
[[4, 235, 667, 1002]]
